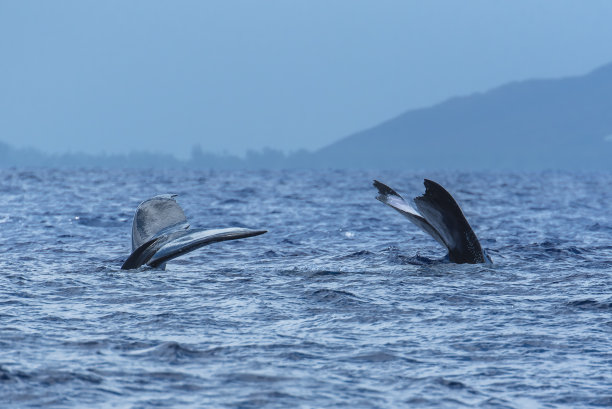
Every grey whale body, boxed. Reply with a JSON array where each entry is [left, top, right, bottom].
[[374, 179, 490, 264], [121, 194, 266, 270]]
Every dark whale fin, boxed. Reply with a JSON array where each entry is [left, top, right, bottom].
[[146, 228, 267, 268], [121, 237, 161, 270], [122, 195, 267, 270], [374, 179, 489, 264], [374, 180, 446, 248], [413, 179, 487, 264]]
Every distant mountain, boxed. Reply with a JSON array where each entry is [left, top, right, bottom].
[[2, 63, 611, 170], [313, 62, 612, 170]]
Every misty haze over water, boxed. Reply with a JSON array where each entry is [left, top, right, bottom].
[[2, 62, 611, 170]]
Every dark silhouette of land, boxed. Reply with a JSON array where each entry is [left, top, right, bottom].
[[315, 62, 612, 170], [2, 62, 611, 170]]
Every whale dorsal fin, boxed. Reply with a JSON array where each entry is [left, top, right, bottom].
[[131, 194, 189, 251]]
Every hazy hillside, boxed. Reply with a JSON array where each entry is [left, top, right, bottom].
[[2, 63, 611, 170], [314, 63, 612, 170]]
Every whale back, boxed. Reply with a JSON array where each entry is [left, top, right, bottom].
[[131, 194, 189, 251]]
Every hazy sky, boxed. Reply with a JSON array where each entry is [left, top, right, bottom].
[[1, 1, 612, 158]]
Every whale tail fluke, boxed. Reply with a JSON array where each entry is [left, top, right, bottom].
[[121, 195, 267, 270], [373, 180, 402, 200], [131, 194, 189, 251], [414, 179, 488, 264], [145, 228, 267, 268], [373, 180, 447, 249], [373, 179, 489, 264]]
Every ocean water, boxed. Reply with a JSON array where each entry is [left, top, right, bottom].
[[1, 168, 611, 408]]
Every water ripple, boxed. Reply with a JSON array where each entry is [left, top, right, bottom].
[[1, 169, 611, 408]]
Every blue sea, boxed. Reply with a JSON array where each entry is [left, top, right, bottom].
[[1, 168, 611, 408]]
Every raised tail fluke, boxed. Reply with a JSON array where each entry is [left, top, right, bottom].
[[373, 180, 402, 199], [131, 194, 189, 251], [373, 180, 447, 248], [145, 228, 267, 268], [121, 194, 267, 270], [413, 179, 487, 264], [373, 179, 490, 264]]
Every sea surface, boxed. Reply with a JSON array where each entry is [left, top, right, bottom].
[[1, 168, 611, 408]]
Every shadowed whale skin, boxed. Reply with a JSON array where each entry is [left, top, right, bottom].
[[373, 179, 491, 264], [121, 194, 266, 270]]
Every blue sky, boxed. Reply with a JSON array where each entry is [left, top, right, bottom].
[[1, 1, 612, 158]]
